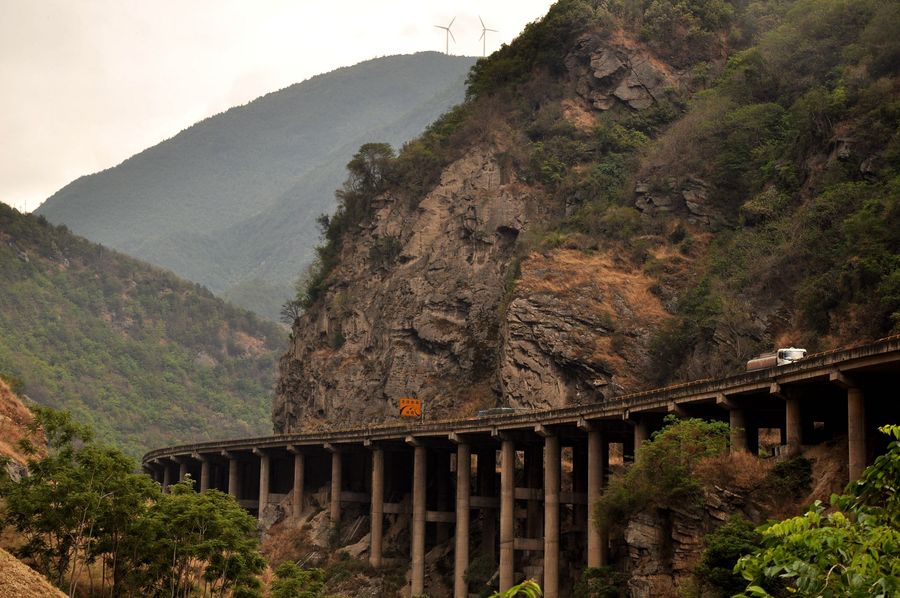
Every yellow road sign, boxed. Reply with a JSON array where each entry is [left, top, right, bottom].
[[399, 397, 422, 417]]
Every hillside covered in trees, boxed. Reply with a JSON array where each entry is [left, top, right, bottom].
[[36, 52, 475, 320], [0, 204, 281, 457], [276, 0, 900, 431]]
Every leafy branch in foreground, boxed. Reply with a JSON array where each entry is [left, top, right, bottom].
[[735, 424, 900, 597]]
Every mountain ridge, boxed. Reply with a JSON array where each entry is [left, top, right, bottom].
[[274, 0, 900, 432], [0, 204, 282, 458], [36, 52, 476, 319]]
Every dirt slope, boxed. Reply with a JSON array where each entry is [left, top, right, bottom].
[[0, 547, 65, 598]]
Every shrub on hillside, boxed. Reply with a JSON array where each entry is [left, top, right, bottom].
[[595, 417, 730, 527]]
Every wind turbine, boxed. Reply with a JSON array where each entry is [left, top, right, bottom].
[[479, 16, 498, 57], [435, 17, 456, 55]]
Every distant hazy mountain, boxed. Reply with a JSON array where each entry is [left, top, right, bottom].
[[0, 203, 282, 458], [37, 52, 476, 319]]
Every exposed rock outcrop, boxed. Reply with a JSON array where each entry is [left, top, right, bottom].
[[275, 32, 680, 432]]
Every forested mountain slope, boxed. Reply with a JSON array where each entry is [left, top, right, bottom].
[[275, 0, 899, 431], [36, 53, 475, 320], [0, 204, 282, 457]]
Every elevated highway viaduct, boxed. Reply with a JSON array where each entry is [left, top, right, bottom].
[[144, 335, 900, 597]]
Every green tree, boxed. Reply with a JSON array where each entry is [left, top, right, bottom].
[[270, 562, 325, 598], [595, 417, 730, 527], [735, 425, 900, 597], [124, 479, 266, 598], [1, 407, 157, 597], [1, 406, 266, 598]]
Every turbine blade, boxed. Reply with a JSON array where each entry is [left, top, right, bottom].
[[479, 31, 485, 41], [449, 29, 456, 43], [487, 28, 498, 32], [479, 15, 485, 28], [448, 16, 456, 28]]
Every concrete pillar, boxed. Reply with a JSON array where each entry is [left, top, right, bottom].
[[228, 458, 239, 498], [178, 461, 188, 483], [525, 446, 542, 539], [162, 464, 172, 493], [411, 445, 427, 596], [257, 451, 270, 520], [477, 449, 497, 559], [786, 397, 801, 456], [454, 442, 471, 598], [499, 438, 515, 592], [199, 459, 210, 492], [848, 387, 866, 481], [730, 408, 749, 454], [292, 452, 305, 518], [370, 448, 384, 568], [587, 427, 606, 567], [330, 450, 342, 523], [543, 435, 560, 598], [634, 417, 649, 457]]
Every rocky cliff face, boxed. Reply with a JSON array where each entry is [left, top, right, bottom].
[[274, 30, 680, 432]]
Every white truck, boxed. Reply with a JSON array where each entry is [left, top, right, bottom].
[[746, 347, 807, 371]]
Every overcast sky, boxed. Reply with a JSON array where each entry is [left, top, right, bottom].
[[0, 0, 554, 212]]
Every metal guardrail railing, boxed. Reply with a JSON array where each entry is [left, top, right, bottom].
[[143, 334, 900, 464]]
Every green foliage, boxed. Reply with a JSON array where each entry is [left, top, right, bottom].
[[299, 143, 396, 307], [768, 456, 813, 498], [696, 516, 763, 596], [0, 408, 265, 597], [648, 280, 722, 383], [271, 563, 325, 598], [0, 204, 281, 458], [574, 566, 627, 597], [490, 579, 543, 598], [596, 417, 730, 527], [465, 552, 498, 596], [466, 0, 597, 99], [735, 425, 900, 597]]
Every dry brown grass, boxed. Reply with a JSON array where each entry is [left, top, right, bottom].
[[517, 249, 670, 391], [695, 452, 772, 494], [0, 547, 65, 598], [0, 379, 43, 467]]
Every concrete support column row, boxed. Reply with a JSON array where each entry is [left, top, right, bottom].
[[292, 451, 305, 518], [453, 442, 470, 598], [199, 458, 210, 492], [370, 448, 384, 568], [543, 434, 560, 598], [587, 427, 607, 568], [499, 438, 515, 592], [227, 456, 239, 498], [634, 417, 649, 456], [730, 408, 748, 454], [330, 448, 342, 523], [411, 443, 427, 596], [255, 449, 270, 520], [848, 387, 866, 480]]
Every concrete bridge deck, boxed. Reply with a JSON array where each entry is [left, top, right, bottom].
[[143, 335, 900, 597]]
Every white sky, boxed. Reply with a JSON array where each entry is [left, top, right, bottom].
[[0, 0, 554, 212]]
